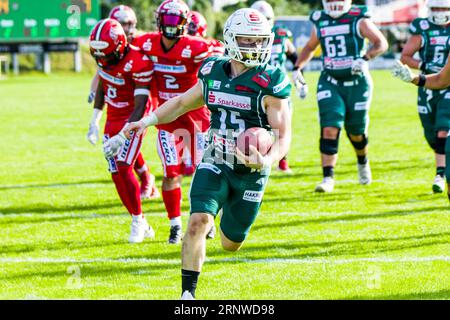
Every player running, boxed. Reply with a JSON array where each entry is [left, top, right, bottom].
[[114, 8, 292, 300], [293, 0, 388, 192], [87, 5, 159, 200], [89, 19, 156, 243], [251, 0, 300, 174], [393, 0, 450, 200], [133, 0, 213, 244], [399, 0, 450, 194]]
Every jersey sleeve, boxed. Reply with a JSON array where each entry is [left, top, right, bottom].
[[360, 5, 371, 19], [197, 56, 218, 80], [193, 39, 213, 64], [132, 55, 154, 88], [409, 18, 423, 35], [269, 68, 291, 99]]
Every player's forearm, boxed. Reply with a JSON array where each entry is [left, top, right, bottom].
[[365, 39, 388, 60], [412, 72, 450, 90], [295, 47, 315, 71], [93, 81, 105, 111], [140, 95, 189, 128], [128, 94, 148, 122], [400, 54, 421, 70], [267, 132, 291, 164], [90, 72, 100, 92]]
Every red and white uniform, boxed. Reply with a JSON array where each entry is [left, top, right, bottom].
[[208, 39, 225, 56], [135, 32, 211, 177], [101, 45, 154, 172]]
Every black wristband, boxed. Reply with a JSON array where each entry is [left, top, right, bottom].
[[293, 66, 299, 71], [362, 55, 369, 61], [417, 74, 427, 87]]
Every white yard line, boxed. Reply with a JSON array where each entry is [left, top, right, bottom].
[[0, 256, 448, 265]]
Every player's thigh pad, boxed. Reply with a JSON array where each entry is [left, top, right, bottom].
[[343, 76, 372, 135], [157, 129, 183, 178], [418, 88, 439, 147], [436, 90, 450, 131], [220, 171, 269, 243], [317, 77, 346, 129], [189, 162, 229, 216], [116, 130, 143, 166]]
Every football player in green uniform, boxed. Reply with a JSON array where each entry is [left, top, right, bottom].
[[293, 0, 388, 192], [399, 0, 450, 194], [115, 8, 292, 299], [251, 0, 300, 174], [393, 1, 450, 200]]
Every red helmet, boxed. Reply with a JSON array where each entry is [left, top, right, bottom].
[[187, 11, 207, 38], [155, 0, 190, 39], [89, 19, 128, 69], [108, 5, 137, 39]]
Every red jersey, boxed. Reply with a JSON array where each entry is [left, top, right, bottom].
[[207, 39, 225, 57], [135, 32, 211, 132], [99, 45, 154, 122]]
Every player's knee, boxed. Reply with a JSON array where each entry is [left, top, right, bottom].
[[348, 134, 368, 150], [187, 213, 211, 238], [220, 230, 243, 252], [320, 138, 339, 155], [424, 131, 437, 151], [322, 127, 340, 139], [435, 135, 447, 155], [162, 176, 182, 190]]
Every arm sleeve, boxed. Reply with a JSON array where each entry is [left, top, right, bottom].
[[409, 19, 422, 36], [270, 69, 292, 99]]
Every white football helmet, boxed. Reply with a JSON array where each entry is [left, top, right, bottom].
[[250, 1, 275, 26], [223, 8, 274, 67], [322, 0, 352, 18], [427, 0, 450, 25]]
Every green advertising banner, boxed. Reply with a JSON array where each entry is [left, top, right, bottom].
[[0, 0, 100, 42]]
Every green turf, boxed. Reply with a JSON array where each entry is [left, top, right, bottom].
[[0, 70, 449, 300]]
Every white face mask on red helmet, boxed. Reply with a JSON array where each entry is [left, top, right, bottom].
[[322, 0, 352, 18], [223, 8, 274, 68], [250, 1, 275, 27], [427, 0, 450, 25]]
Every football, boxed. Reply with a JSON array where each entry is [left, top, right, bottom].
[[236, 127, 273, 156]]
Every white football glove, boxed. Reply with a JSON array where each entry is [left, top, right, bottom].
[[293, 69, 308, 100], [104, 131, 127, 158], [351, 58, 369, 76], [87, 108, 102, 145], [87, 91, 95, 104], [87, 123, 99, 145], [392, 60, 414, 83]]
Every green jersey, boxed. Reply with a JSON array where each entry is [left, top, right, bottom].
[[310, 5, 370, 79], [409, 18, 450, 75], [270, 25, 293, 71], [197, 56, 291, 172]]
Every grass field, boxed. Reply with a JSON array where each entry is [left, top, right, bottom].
[[0, 70, 449, 300]]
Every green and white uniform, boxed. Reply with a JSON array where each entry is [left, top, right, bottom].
[[189, 56, 291, 242], [311, 5, 373, 134], [270, 25, 293, 72], [409, 18, 450, 149]]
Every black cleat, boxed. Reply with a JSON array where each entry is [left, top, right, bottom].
[[168, 225, 182, 244], [206, 224, 216, 240]]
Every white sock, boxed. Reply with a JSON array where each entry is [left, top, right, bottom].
[[132, 214, 143, 222], [170, 216, 182, 227]]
